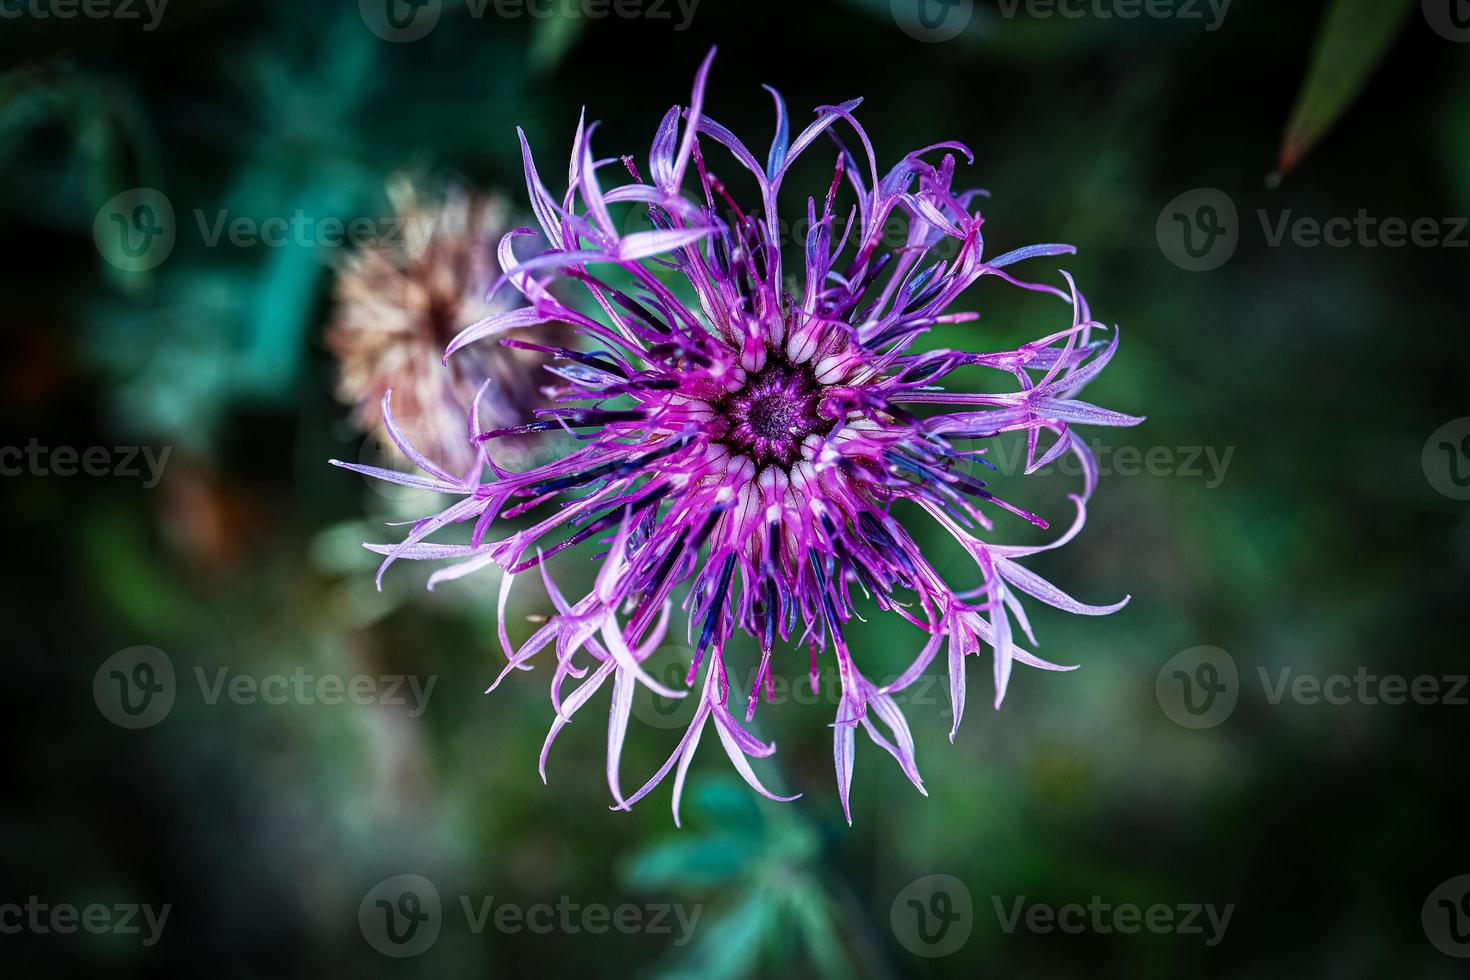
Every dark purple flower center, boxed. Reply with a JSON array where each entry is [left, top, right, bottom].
[[718, 360, 822, 468], [748, 393, 797, 439]]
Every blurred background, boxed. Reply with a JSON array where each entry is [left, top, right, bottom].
[[4, 0, 1468, 976]]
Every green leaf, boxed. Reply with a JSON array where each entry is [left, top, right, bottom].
[[623, 834, 764, 890], [689, 777, 766, 837], [1277, 0, 1416, 177], [657, 890, 775, 980], [529, 10, 587, 73], [786, 885, 858, 980]]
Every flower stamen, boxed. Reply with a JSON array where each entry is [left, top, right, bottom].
[[718, 359, 822, 468]]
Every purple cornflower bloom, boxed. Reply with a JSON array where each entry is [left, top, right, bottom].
[[334, 50, 1143, 824]]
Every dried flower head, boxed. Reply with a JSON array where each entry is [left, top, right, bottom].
[[326, 177, 557, 475], [334, 52, 1144, 824]]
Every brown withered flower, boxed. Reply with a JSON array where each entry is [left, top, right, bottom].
[[326, 177, 560, 475]]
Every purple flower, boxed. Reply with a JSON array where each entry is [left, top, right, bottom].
[[333, 49, 1143, 824]]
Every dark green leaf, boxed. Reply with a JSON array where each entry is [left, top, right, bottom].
[[1277, 0, 1416, 177]]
